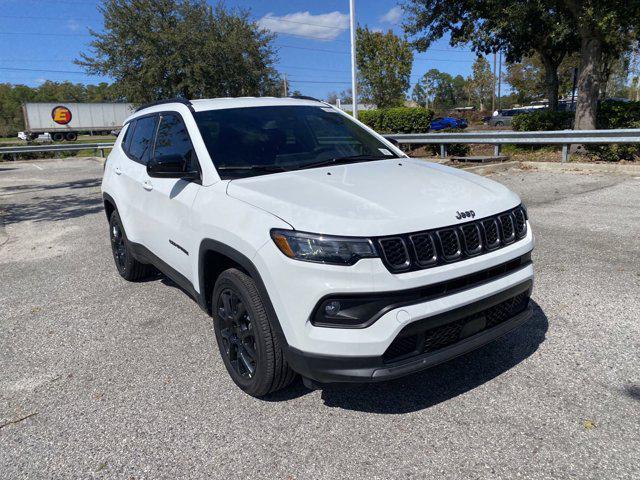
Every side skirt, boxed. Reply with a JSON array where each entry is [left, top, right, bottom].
[[128, 241, 208, 312]]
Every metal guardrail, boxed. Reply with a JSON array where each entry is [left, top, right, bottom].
[[0, 142, 115, 159], [386, 129, 640, 162], [2, 128, 640, 163]]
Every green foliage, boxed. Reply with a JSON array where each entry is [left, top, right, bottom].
[[356, 27, 413, 108], [427, 140, 471, 157], [358, 107, 433, 133], [511, 110, 573, 131], [0, 81, 120, 137], [412, 69, 469, 109], [77, 0, 280, 103], [587, 101, 640, 161]]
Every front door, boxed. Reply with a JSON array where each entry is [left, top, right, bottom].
[[139, 112, 202, 283]]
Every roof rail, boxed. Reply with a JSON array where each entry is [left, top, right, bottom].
[[289, 95, 322, 102], [135, 98, 193, 112]]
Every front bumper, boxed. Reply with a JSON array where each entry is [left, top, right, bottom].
[[285, 281, 533, 383]]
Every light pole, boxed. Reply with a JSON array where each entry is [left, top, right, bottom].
[[349, 0, 358, 118]]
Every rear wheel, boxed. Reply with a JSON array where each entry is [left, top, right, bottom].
[[52, 132, 64, 142], [212, 269, 296, 397], [495, 121, 504, 127], [109, 210, 154, 281], [64, 132, 78, 141]]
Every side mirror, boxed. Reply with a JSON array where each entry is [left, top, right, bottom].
[[147, 154, 200, 180]]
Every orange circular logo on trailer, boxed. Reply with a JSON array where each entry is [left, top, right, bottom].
[[51, 106, 72, 125]]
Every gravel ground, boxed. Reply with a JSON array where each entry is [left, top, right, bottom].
[[1, 158, 638, 479]]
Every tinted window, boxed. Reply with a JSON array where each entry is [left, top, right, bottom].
[[194, 106, 397, 179], [153, 114, 197, 170], [128, 115, 157, 164], [121, 121, 135, 152]]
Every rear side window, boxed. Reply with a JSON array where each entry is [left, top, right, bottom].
[[128, 115, 157, 164], [153, 113, 198, 170], [121, 121, 135, 152]]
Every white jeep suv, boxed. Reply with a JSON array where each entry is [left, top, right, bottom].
[[102, 97, 534, 397]]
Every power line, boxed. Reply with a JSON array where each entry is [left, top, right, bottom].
[[0, 31, 89, 37], [0, 66, 86, 74]]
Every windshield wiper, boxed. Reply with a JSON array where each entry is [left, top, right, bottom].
[[217, 165, 288, 173], [297, 154, 393, 171]]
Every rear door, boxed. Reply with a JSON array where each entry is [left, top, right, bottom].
[[140, 112, 201, 282], [117, 115, 158, 244]]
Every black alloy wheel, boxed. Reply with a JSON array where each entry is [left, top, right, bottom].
[[217, 288, 258, 380], [110, 221, 127, 272]]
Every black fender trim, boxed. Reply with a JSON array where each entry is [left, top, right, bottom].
[[102, 192, 119, 221], [198, 239, 290, 350]]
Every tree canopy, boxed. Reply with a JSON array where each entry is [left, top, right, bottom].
[[356, 26, 413, 108], [76, 0, 281, 103]]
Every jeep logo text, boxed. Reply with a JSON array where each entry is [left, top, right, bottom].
[[455, 210, 476, 220]]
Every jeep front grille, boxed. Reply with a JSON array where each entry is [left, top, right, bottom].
[[377, 206, 528, 273]]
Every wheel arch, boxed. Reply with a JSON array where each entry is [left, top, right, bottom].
[[198, 239, 289, 350], [103, 192, 118, 221]]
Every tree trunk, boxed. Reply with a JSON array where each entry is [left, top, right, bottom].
[[540, 54, 560, 112], [574, 34, 602, 130]]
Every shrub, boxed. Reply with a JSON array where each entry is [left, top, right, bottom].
[[587, 101, 640, 161], [512, 110, 574, 131], [358, 107, 433, 133]]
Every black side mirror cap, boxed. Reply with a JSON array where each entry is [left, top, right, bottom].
[[147, 154, 200, 181]]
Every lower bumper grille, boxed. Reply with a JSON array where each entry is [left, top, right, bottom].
[[383, 291, 530, 363]]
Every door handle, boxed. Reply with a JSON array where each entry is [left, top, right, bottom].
[[114, 167, 122, 175], [142, 181, 153, 191]]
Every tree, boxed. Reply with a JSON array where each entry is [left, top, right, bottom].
[[469, 57, 494, 110], [558, 1, 640, 128], [412, 69, 464, 109], [403, 0, 579, 111], [77, 0, 280, 103], [356, 26, 413, 108], [505, 54, 580, 105]]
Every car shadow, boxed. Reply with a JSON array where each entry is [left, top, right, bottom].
[[265, 301, 548, 412], [1, 194, 104, 225]]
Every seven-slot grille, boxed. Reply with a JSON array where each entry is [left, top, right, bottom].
[[377, 206, 527, 273]]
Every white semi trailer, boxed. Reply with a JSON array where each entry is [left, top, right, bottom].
[[19, 102, 135, 142]]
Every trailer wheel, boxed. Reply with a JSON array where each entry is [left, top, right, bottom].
[[65, 132, 78, 141], [52, 132, 65, 142]]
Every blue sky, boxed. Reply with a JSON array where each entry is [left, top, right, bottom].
[[0, 0, 482, 100]]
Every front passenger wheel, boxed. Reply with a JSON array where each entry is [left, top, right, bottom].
[[212, 268, 296, 397]]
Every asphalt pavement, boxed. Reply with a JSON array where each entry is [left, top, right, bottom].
[[1, 158, 638, 479]]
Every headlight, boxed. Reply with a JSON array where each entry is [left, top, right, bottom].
[[270, 229, 378, 265]]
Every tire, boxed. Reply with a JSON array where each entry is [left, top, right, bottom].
[[109, 210, 154, 281], [65, 132, 78, 141], [212, 268, 296, 397], [495, 121, 504, 127], [52, 132, 64, 142]]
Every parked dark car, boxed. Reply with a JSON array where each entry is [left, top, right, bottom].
[[430, 117, 468, 131]]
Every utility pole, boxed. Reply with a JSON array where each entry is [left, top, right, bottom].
[[497, 52, 502, 110], [492, 53, 497, 112], [283, 73, 288, 97], [349, 0, 358, 118]]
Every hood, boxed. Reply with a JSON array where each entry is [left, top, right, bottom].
[[226, 158, 521, 237]]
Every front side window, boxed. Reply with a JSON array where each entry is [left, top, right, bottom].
[[128, 115, 157, 164], [194, 105, 398, 179], [153, 113, 197, 170]]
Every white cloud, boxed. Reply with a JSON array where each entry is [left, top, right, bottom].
[[66, 19, 80, 32], [380, 6, 402, 24], [258, 11, 349, 41]]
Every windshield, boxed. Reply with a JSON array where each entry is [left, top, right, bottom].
[[194, 105, 398, 179]]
